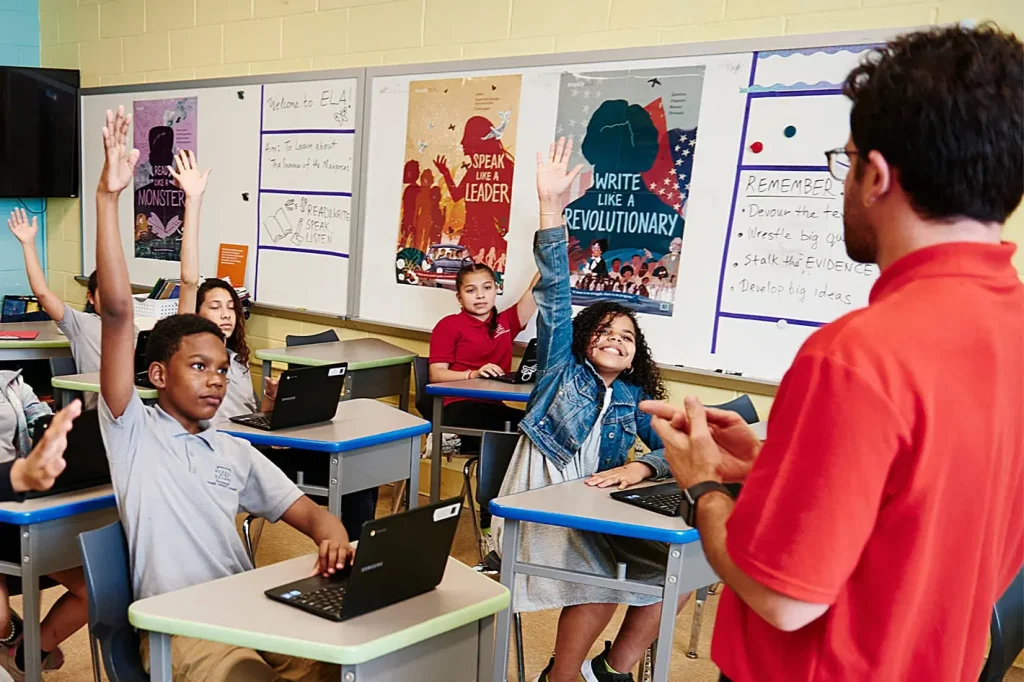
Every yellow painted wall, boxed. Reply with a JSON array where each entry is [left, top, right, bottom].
[[41, 0, 1024, 414]]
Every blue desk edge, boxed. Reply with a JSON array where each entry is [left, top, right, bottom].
[[426, 384, 531, 403], [489, 498, 700, 544], [0, 493, 117, 525], [219, 422, 431, 453]]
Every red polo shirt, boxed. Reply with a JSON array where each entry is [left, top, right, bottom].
[[429, 304, 523, 405], [713, 242, 1024, 682]]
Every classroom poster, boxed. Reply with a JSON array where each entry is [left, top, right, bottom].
[[555, 67, 705, 316], [394, 75, 522, 291], [132, 97, 198, 262]]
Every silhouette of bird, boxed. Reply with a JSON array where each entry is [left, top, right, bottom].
[[647, 78, 661, 87]]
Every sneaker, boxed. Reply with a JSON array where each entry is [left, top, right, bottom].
[[0, 643, 65, 682], [582, 641, 634, 682], [441, 434, 462, 457], [481, 528, 497, 556]]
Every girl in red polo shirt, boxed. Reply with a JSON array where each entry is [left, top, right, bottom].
[[429, 263, 538, 536]]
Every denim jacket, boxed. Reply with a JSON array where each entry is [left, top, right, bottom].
[[518, 227, 670, 477]]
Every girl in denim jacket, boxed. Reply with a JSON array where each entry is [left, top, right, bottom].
[[493, 139, 691, 682]]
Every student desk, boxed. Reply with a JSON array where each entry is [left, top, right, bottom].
[[424, 379, 534, 503], [217, 399, 430, 518], [130, 553, 510, 682], [490, 480, 717, 682], [0, 485, 118, 682], [51, 372, 158, 407], [255, 339, 416, 411], [0, 322, 70, 362]]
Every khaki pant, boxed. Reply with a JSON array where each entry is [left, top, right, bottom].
[[140, 633, 339, 682]]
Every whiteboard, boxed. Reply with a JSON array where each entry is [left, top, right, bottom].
[[356, 30, 902, 380], [80, 70, 363, 317]]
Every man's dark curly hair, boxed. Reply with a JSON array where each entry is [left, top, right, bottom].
[[571, 301, 666, 400], [843, 23, 1023, 223], [145, 314, 225, 367]]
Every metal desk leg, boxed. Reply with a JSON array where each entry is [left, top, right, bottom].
[[407, 438, 420, 510], [478, 615, 495, 681], [399, 363, 411, 412], [492, 518, 520, 682], [328, 455, 342, 518], [148, 631, 173, 682], [20, 526, 42, 682], [652, 543, 686, 682], [687, 585, 710, 659], [430, 395, 444, 503], [261, 359, 272, 394]]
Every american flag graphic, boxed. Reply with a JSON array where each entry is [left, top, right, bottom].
[[641, 99, 697, 220]]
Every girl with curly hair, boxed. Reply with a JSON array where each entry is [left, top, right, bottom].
[[494, 138, 687, 682]]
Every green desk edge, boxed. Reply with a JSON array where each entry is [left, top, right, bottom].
[[0, 339, 69, 349], [128, 589, 509, 666], [51, 376, 158, 400], [254, 349, 417, 371]]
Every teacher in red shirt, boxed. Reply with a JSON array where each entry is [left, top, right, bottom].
[[644, 24, 1023, 682]]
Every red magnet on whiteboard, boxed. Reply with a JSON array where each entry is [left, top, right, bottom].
[[750, 141, 764, 153]]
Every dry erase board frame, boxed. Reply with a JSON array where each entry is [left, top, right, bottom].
[[78, 67, 367, 318], [353, 26, 913, 381]]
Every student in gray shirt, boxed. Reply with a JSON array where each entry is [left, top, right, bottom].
[[95, 106, 352, 682]]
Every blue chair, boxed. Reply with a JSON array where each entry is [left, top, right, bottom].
[[686, 395, 759, 660], [979, 566, 1024, 682], [49, 356, 79, 408], [78, 521, 148, 682]]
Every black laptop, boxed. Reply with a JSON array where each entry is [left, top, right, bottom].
[[492, 338, 538, 385], [134, 330, 155, 389], [25, 409, 111, 499], [229, 362, 347, 431], [611, 481, 744, 518], [265, 497, 463, 622]]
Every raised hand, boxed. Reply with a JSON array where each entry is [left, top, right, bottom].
[[167, 150, 211, 199], [98, 106, 140, 195], [11, 400, 82, 493], [7, 208, 38, 245], [433, 155, 450, 175], [536, 137, 583, 211]]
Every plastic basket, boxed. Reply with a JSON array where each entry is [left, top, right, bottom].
[[132, 295, 179, 319]]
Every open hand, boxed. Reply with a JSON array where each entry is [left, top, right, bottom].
[[167, 149, 211, 198], [7, 208, 38, 245], [311, 537, 355, 577], [641, 399, 762, 484], [433, 155, 449, 174], [11, 400, 82, 493], [471, 363, 505, 379], [585, 461, 654, 490], [536, 137, 583, 210], [98, 106, 140, 195]]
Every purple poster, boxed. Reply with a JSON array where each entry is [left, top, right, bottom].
[[133, 97, 197, 261]]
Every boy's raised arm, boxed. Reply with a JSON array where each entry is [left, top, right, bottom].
[[96, 106, 140, 418], [8, 209, 66, 321], [169, 150, 210, 315]]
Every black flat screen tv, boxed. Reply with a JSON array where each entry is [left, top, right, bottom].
[[0, 67, 80, 198]]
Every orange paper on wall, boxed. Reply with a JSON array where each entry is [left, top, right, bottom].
[[216, 243, 249, 286]]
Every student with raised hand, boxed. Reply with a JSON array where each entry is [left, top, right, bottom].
[[95, 105, 351, 682], [429, 263, 539, 542], [0, 400, 85, 680], [492, 138, 689, 682], [168, 150, 277, 420]]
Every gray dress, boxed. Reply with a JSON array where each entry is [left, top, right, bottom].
[[493, 390, 668, 613]]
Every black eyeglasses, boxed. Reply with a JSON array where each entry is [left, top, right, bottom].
[[824, 148, 861, 181]]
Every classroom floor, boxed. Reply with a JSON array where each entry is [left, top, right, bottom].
[[11, 485, 1024, 682]]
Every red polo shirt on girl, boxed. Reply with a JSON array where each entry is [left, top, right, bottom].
[[712, 242, 1024, 682], [429, 304, 523, 405]]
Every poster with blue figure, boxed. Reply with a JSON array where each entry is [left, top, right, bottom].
[[556, 67, 705, 315]]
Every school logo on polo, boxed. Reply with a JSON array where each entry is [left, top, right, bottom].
[[207, 465, 238, 491], [494, 324, 510, 337]]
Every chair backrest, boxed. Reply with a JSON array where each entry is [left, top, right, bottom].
[[707, 394, 759, 425], [78, 521, 149, 682], [285, 329, 340, 348], [413, 357, 432, 420], [980, 566, 1024, 682], [49, 356, 78, 379], [476, 432, 519, 509]]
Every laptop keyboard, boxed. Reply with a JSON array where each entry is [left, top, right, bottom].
[[244, 414, 273, 430], [280, 581, 348, 619], [632, 491, 683, 516]]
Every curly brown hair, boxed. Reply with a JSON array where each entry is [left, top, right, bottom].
[[571, 301, 666, 400], [196, 278, 250, 367], [843, 23, 1023, 223]]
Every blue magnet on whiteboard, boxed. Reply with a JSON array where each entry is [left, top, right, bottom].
[[776, 319, 788, 328], [784, 125, 797, 138]]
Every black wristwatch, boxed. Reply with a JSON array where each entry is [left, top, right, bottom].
[[679, 481, 732, 527]]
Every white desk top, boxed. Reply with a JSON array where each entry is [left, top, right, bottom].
[[129, 554, 509, 665]]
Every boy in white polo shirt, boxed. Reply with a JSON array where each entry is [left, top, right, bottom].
[[94, 106, 353, 682]]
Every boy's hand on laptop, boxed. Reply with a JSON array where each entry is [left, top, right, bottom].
[[11, 400, 82, 493], [312, 536, 355, 577]]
